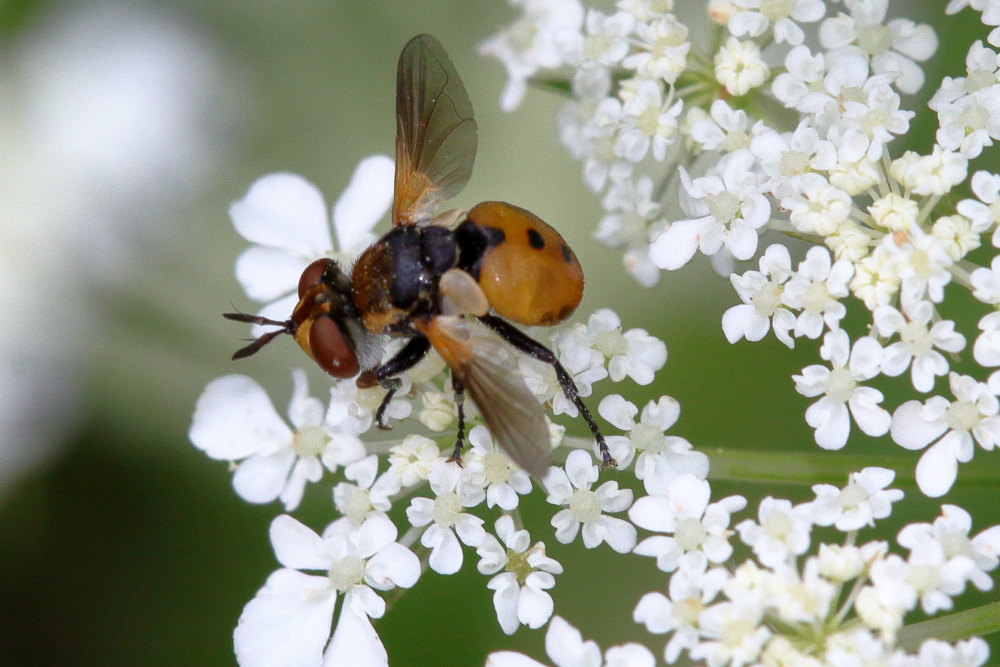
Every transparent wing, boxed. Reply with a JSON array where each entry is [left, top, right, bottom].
[[392, 34, 478, 226], [418, 317, 551, 477]]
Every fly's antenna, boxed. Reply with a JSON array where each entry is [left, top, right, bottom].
[[223, 312, 295, 360]]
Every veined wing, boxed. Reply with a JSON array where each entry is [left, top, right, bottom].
[[415, 317, 551, 477], [392, 34, 478, 226]]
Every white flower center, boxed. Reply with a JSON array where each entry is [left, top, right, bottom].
[[329, 555, 365, 592], [678, 596, 705, 626], [508, 18, 537, 53], [760, 0, 794, 21], [906, 563, 940, 593], [825, 367, 857, 404], [804, 281, 831, 313], [638, 106, 662, 137], [593, 329, 627, 356], [763, 509, 793, 541], [675, 517, 707, 551], [862, 108, 890, 133], [900, 320, 932, 356], [293, 426, 329, 457], [721, 615, 756, 649], [857, 24, 893, 56], [584, 34, 613, 61], [569, 488, 602, 523], [752, 282, 782, 317], [724, 129, 749, 152], [483, 451, 512, 484], [780, 149, 810, 177], [959, 102, 990, 132], [433, 491, 462, 527], [708, 191, 741, 224], [631, 422, 665, 453], [839, 86, 866, 106], [344, 488, 371, 524], [837, 482, 867, 511], [945, 399, 981, 432]]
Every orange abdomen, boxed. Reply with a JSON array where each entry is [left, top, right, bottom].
[[463, 201, 584, 327]]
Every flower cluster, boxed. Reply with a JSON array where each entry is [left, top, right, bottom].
[[191, 1, 1000, 664], [482, 0, 1000, 500]]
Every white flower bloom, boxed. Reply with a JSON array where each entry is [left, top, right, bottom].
[[819, 0, 938, 94], [749, 122, 837, 198], [631, 474, 746, 572], [229, 162, 393, 330], [572, 309, 667, 386], [688, 99, 754, 153], [890, 372, 1000, 496], [793, 329, 890, 450], [874, 298, 966, 392], [387, 434, 442, 488], [689, 600, 770, 666], [234, 514, 418, 667], [736, 497, 814, 567], [713, 37, 770, 96], [723, 243, 797, 348], [622, 15, 690, 82], [478, 0, 584, 111], [810, 467, 903, 531], [332, 455, 401, 528], [782, 174, 853, 236], [477, 516, 562, 635], [728, 0, 825, 46], [958, 170, 1000, 246], [487, 615, 655, 667], [898, 504, 1000, 594], [545, 450, 636, 553], [614, 79, 683, 162], [649, 150, 770, 269], [891, 145, 968, 197], [633, 559, 729, 663], [773, 45, 828, 112], [781, 246, 854, 340], [596, 174, 662, 287], [405, 460, 486, 574], [882, 227, 954, 305], [850, 245, 901, 309], [971, 256, 1000, 305], [912, 637, 991, 667], [190, 371, 364, 511], [974, 312, 1000, 372], [598, 394, 709, 492], [464, 425, 533, 510], [559, 9, 635, 69]]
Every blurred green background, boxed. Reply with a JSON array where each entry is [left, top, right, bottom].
[[0, 1, 997, 665]]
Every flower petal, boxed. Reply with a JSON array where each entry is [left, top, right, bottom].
[[190, 375, 291, 461], [230, 172, 332, 255], [332, 155, 394, 254]]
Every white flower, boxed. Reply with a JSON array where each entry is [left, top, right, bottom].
[[598, 394, 709, 492], [873, 298, 965, 392], [781, 246, 854, 339], [387, 434, 441, 488], [819, 0, 938, 94], [405, 460, 486, 574], [689, 99, 754, 154], [477, 516, 562, 635], [749, 122, 837, 198], [614, 79, 683, 162], [559, 9, 634, 69], [332, 455, 401, 528], [596, 174, 662, 287], [544, 450, 636, 553], [890, 372, 1000, 497], [957, 170, 1000, 246], [234, 514, 419, 667], [487, 615, 655, 667], [229, 161, 393, 330], [713, 37, 770, 96], [622, 15, 690, 82], [630, 473, 746, 572], [723, 243, 796, 348], [971, 255, 1000, 305], [728, 0, 825, 46], [649, 149, 770, 269], [898, 504, 1000, 594], [782, 174, 853, 236], [810, 467, 904, 532], [736, 497, 814, 567], [589, 309, 668, 385], [464, 425, 533, 510], [478, 0, 584, 111], [633, 560, 729, 663], [793, 329, 891, 450], [689, 600, 770, 666], [190, 371, 364, 511]]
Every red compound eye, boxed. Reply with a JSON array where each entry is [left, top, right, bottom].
[[298, 258, 334, 299], [309, 315, 359, 379]]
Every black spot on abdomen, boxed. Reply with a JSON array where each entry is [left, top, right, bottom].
[[527, 228, 545, 249], [560, 243, 575, 263]]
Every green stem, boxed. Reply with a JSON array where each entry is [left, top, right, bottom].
[[702, 447, 1000, 487], [897, 602, 1000, 650]]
